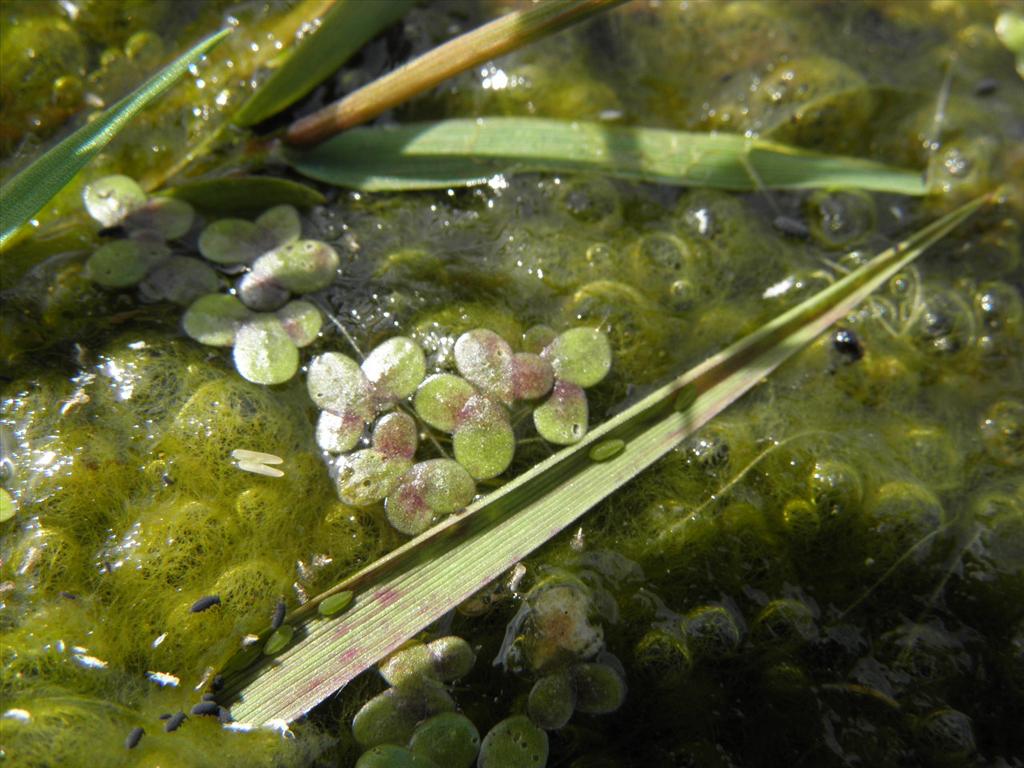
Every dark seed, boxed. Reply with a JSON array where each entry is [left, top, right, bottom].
[[210, 675, 224, 692], [164, 711, 187, 733], [201, 692, 217, 702], [772, 215, 809, 238], [832, 327, 864, 363], [158, 713, 172, 720], [271, 599, 286, 630], [191, 701, 220, 717], [190, 594, 221, 613], [974, 77, 998, 96], [125, 727, 144, 749], [60, 591, 77, 600]]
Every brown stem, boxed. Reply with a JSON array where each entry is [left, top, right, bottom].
[[286, 0, 627, 146]]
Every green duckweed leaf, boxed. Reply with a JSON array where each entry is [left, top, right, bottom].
[[198, 218, 275, 265], [255, 204, 302, 245], [250, 240, 340, 294], [681, 605, 742, 661], [542, 328, 611, 388], [352, 680, 455, 748], [522, 324, 557, 355], [138, 255, 219, 305], [363, 337, 427, 403], [336, 449, 412, 507], [996, 11, 1024, 55], [0, 489, 17, 523], [385, 459, 476, 536], [356, 745, 441, 768], [123, 196, 195, 239], [588, 438, 625, 463], [571, 662, 626, 715], [234, 0, 414, 127], [318, 590, 354, 617], [413, 374, 475, 433], [427, 637, 476, 682], [276, 299, 322, 347], [237, 270, 291, 312], [511, 353, 554, 401], [84, 239, 169, 287], [372, 412, 419, 460], [316, 409, 365, 455], [478, 715, 548, 768], [233, 315, 299, 385], [533, 381, 589, 445], [0, 28, 230, 250], [454, 329, 514, 403], [83, 175, 147, 227], [379, 643, 434, 687], [163, 177, 325, 216], [182, 293, 252, 346], [285, 117, 929, 195], [452, 395, 515, 480], [264, 624, 295, 656], [217, 195, 988, 726], [527, 670, 575, 731], [409, 712, 480, 768], [307, 352, 375, 420], [376, 636, 475, 687]]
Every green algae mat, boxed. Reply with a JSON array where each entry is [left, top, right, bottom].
[[1, 2, 1023, 767]]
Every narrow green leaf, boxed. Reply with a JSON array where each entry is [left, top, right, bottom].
[[285, 118, 927, 195], [218, 194, 987, 724], [234, 0, 413, 127], [287, 0, 627, 145], [0, 28, 230, 250], [163, 177, 325, 216]]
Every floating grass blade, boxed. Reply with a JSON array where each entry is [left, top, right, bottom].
[[234, 0, 413, 127], [0, 28, 230, 251], [218, 193, 987, 725], [286, 0, 627, 145], [163, 177, 325, 216], [285, 117, 927, 194]]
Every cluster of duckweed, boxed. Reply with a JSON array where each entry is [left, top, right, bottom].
[[307, 325, 610, 536], [348, 565, 629, 768], [80, 176, 340, 385]]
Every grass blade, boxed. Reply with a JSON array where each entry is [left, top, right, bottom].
[[234, 0, 413, 127], [218, 192, 987, 725], [286, 0, 627, 145], [162, 176, 325, 216], [0, 28, 230, 250], [285, 117, 927, 194]]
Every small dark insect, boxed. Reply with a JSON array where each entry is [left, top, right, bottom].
[[832, 327, 864, 363], [191, 701, 220, 717], [164, 711, 187, 733], [125, 727, 145, 750], [271, 599, 286, 630], [772, 215, 810, 238], [60, 591, 77, 600], [974, 77, 998, 97], [190, 595, 221, 613]]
